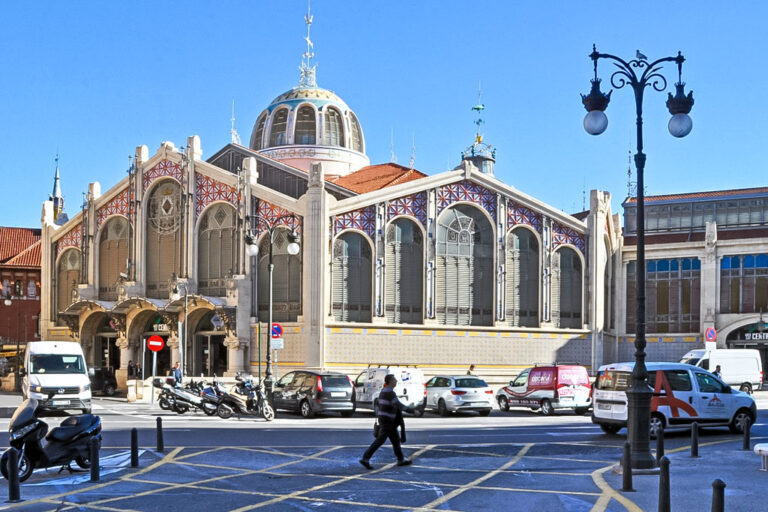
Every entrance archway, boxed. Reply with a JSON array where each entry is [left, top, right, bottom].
[[138, 313, 171, 379], [79, 311, 119, 370], [189, 310, 227, 377]]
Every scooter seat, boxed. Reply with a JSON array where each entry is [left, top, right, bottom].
[[46, 414, 99, 442]]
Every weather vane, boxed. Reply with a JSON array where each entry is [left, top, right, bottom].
[[299, 0, 317, 87]]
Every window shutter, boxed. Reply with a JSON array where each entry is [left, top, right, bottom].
[[505, 247, 521, 326], [436, 255, 447, 324], [551, 251, 561, 328]]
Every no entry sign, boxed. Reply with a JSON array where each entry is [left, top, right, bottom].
[[147, 335, 165, 352], [271, 323, 284, 339], [705, 327, 717, 342]]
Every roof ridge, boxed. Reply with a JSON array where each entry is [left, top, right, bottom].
[[5, 240, 41, 267]]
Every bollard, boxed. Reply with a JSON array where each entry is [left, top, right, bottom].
[[743, 417, 751, 451], [6, 448, 21, 503], [656, 427, 665, 464], [691, 422, 699, 458], [130, 428, 139, 467], [89, 437, 100, 482], [711, 478, 725, 512], [621, 441, 634, 492], [156, 417, 164, 452], [658, 456, 671, 512]]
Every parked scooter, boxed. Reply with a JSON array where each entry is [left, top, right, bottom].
[[216, 372, 275, 421], [155, 378, 217, 416], [1, 397, 102, 482]]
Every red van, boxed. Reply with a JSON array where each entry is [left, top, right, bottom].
[[496, 364, 591, 415]]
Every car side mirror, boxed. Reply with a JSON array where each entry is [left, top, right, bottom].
[[509, 380, 515, 386], [724, 386, 732, 394]]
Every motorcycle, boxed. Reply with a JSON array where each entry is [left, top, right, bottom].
[[216, 372, 275, 421], [155, 378, 217, 416], [1, 397, 102, 482]]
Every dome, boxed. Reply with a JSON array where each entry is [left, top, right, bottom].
[[249, 86, 369, 178]]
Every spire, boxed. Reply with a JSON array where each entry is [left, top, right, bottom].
[[50, 154, 66, 224], [389, 129, 397, 163], [461, 82, 496, 175], [299, 0, 317, 87], [409, 133, 415, 169], [230, 100, 242, 145]]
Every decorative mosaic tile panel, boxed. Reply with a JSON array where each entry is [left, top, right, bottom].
[[437, 180, 496, 217], [334, 206, 376, 239], [196, 174, 239, 217], [552, 221, 586, 252], [507, 200, 542, 232], [142, 159, 182, 190], [96, 188, 131, 230], [388, 192, 427, 226], [57, 224, 82, 258], [253, 199, 301, 235]]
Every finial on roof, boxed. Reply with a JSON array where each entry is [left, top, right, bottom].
[[472, 82, 485, 144], [299, 0, 317, 87], [461, 82, 496, 175], [409, 133, 415, 169], [389, 129, 397, 163], [230, 100, 242, 145]]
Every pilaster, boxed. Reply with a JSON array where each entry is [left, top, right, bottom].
[[304, 162, 327, 368], [701, 221, 719, 345]]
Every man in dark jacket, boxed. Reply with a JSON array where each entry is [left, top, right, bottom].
[[359, 374, 412, 469]]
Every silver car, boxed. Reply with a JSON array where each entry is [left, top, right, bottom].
[[424, 375, 494, 416]]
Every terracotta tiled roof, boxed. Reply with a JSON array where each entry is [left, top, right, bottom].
[[0, 227, 41, 264], [625, 186, 768, 204], [4, 241, 41, 267], [330, 163, 428, 194]]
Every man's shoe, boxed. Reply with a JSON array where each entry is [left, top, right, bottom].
[[396, 459, 412, 466], [359, 459, 373, 470]]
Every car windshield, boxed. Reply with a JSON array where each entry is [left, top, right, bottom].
[[454, 378, 487, 388], [595, 370, 632, 391], [322, 375, 350, 388], [30, 354, 85, 374], [680, 356, 700, 366]]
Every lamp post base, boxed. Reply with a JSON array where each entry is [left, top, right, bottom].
[[263, 375, 275, 407], [625, 385, 656, 469]]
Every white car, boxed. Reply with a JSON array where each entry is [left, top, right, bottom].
[[354, 366, 425, 415], [424, 375, 494, 416]]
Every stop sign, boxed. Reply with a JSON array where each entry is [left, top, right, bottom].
[[147, 335, 165, 352]]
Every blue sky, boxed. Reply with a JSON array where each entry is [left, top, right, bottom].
[[1, 2, 766, 228]]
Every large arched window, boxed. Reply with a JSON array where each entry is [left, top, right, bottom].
[[145, 180, 181, 299], [349, 112, 363, 153], [385, 219, 423, 324], [98, 216, 130, 300], [56, 248, 80, 314], [252, 114, 266, 149], [332, 232, 371, 322], [257, 227, 303, 322], [325, 107, 345, 147], [505, 227, 539, 327], [294, 105, 316, 145], [552, 247, 583, 329], [436, 205, 494, 326], [269, 108, 289, 146], [198, 204, 237, 296]]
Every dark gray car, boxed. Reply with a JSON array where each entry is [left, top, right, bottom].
[[271, 370, 355, 418]]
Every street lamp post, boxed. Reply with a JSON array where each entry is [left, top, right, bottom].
[[245, 214, 300, 401], [3, 293, 21, 392], [581, 45, 694, 470], [171, 274, 188, 378]]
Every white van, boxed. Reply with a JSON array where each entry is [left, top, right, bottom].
[[354, 365, 425, 415], [592, 362, 755, 438], [680, 349, 762, 393], [21, 341, 92, 414]]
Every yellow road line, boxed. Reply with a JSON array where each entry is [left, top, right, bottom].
[[40, 500, 142, 512], [590, 465, 642, 512]]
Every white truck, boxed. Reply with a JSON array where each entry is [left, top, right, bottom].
[[21, 341, 92, 414], [680, 348, 762, 393]]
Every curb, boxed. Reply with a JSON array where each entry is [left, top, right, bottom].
[[0, 407, 17, 418]]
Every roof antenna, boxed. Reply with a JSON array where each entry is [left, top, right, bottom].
[[582, 177, 586, 211], [409, 133, 415, 169], [230, 100, 242, 145], [389, 129, 397, 163], [299, 0, 317, 87], [626, 149, 635, 197]]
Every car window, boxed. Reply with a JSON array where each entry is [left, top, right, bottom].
[[529, 368, 554, 386], [437, 377, 450, 387], [300, 373, 316, 387], [595, 370, 631, 391], [663, 370, 693, 391], [512, 371, 529, 387], [30, 354, 85, 374], [322, 375, 350, 388], [700, 359, 710, 370], [695, 372, 725, 393], [277, 373, 294, 387], [426, 377, 437, 388], [355, 372, 366, 386], [454, 378, 488, 388]]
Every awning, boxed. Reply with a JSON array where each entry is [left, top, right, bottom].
[[61, 299, 115, 316]]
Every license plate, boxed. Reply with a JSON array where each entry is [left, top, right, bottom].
[[331, 392, 345, 397], [560, 396, 573, 400], [598, 403, 611, 410], [52, 400, 70, 406]]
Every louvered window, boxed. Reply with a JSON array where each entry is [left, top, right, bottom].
[[56, 249, 80, 314], [349, 113, 363, 153], [436, 205, 493, 326], [384, 219, 423, 324], [145, 180, 181, 299], [720, 254, 768, 314], [331, 233, 372, 322], [552, 247, 582, 329], [505, 228, 539, 327], [325, 108, 345, 147], [294, 106, 316, 145], [198, 204, 237, 297], [98, 217, 130, 300], [257, 228, 303, 322], [252, 114, 266, 149], [269, 108, 289, 146]]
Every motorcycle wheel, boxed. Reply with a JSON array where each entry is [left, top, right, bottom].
[[159, 397, 171, 410], [174, 403, 189, 415], [262, 403, 275, 421], [217, 403, 234, 419], [1, 452, 33, 483], [75, 455, 91, 469], [203, 404, 217, 416]]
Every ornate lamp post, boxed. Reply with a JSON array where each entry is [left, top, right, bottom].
[[245, 214, 300, 401], [581, 45, 694, 469]]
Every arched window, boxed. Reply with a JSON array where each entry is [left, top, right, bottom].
[[294, 106, 316, 145], [385, 219, 423, 324], [56, 249, 80, 314], [325, 107, 345, 147], [198, 204, 237, 296], [98, 216, 130, 300], [505, 228, 539, 327], [332, 232, 371, 322], [552, 247, 582, 329], [258, 227, 302, 322], [436, 205, 494, 326], [145, 180, 181, 299], [349, 112, 363, 153], [269, 108, 289, 146], [251, 114, 266, 150]]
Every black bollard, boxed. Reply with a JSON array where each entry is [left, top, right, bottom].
[[6, 448, 20, 503], [156, 417, 164, 452], [130, 428, 139, 467], [743, 418, 751, 451], [691, 422, 699, 458], [656, 427, 665, 464], [658, 456, 671, 512], [711, 478, 726, 512], [621, 441, 634, 492], [89, 437, 100, 482]]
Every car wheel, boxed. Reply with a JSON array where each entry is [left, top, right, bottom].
[[739, 382, 753, 394], [300, 399, 315, 418], [649, 413, 665, 439], [104, 384, 116, 397], [540, 399, 554, 416], [599, 424, 621, 435], [498, 396, 510, 412], [217, 403, 234, 419], [574, 407, 589, 415], [437, 399, 449, 417], [729, 408, 753, 434], [413, 403, 425, 417], [262, 403, 275, 422], [1, 451, 33, 482], [478, 409, 491, 417]]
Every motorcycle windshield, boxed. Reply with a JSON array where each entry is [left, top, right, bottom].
[[10, 399, 38, 429]]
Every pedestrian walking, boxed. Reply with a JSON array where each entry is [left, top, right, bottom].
[[172, 361, 182, 385], [127, 360, 136, 378], [360, 374, 412, 469], [467, 364, 476, 376], [712, 365, 722, 379]]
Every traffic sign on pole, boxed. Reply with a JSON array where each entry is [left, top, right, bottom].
[[147, 335, 165, 352], [271, 323, 283, 339], [705, 327, 717, 342]]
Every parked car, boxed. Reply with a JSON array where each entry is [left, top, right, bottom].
[[271, 370, 355, 418], [424, 375, 494, 416], [496, 364, 591, 415], [89, 367, 118, 396], [680, 348, 762, 393], [354, 365, 425, 415], [592, 361, 756, 438]]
